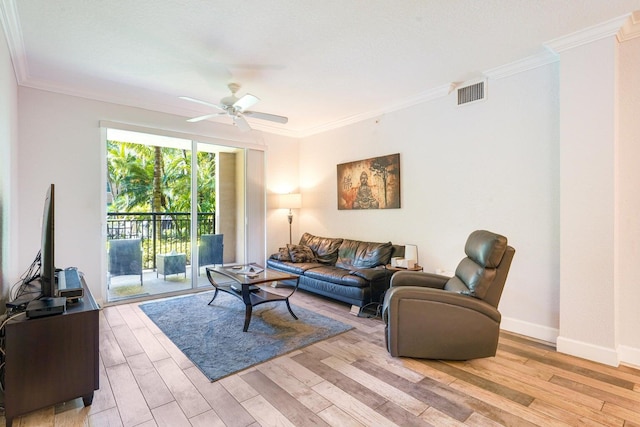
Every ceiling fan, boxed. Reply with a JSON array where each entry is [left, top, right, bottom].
[[180, 83, 288, 132]]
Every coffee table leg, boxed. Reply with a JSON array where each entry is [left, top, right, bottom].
[[207, 288, 219, 305], [285, 299, 298, 320], [243, 305, 252, 332]]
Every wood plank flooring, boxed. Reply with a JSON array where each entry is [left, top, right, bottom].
[[4, 288, 640, 426]]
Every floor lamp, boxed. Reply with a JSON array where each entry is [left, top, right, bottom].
[[278, 193, 302, 244]]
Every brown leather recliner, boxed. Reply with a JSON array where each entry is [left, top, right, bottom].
[[382, 230, 515, 360]]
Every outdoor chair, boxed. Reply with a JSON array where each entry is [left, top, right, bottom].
[[198, 234, 224, 274], [108, 238, 143, 287]]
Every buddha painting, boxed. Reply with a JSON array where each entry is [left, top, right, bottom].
[[337, 153, 401, 210]]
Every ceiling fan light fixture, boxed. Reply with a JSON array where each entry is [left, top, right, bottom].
[[181, 82, 288, 130]]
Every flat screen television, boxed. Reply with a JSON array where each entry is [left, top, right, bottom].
[[40, 183, 56, 298]]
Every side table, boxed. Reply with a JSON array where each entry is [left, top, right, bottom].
[[156, 253, 186, 279], [385, 264, 424, 272]]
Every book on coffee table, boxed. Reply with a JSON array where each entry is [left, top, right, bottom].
[[230, 265, 264, 275]]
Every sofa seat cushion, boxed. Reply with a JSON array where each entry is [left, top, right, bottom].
[[336, 239, 394, 269], [303, 265, 368, 288], [266, 259, 324, 275]]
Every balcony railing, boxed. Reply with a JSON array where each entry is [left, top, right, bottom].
[[106, 212, 215, 270]]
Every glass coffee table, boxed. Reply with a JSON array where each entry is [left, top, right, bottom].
[[205, 264, 300, 332]]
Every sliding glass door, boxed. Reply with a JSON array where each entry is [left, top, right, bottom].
[[104, 129, 253, 302]]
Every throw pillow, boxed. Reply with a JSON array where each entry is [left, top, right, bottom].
[[287, 244, 316, 263], [276, 247, 291, 261]]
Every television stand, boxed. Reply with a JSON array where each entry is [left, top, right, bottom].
[[2, 276, 99, 427]]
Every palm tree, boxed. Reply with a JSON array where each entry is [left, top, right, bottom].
[[107, 139, 217, 259], [107, 141, 155, 212]]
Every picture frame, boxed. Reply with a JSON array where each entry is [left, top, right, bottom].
[[337, 153, 400, 210]]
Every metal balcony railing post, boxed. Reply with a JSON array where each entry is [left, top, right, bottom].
[[152, 212, 158, 270]]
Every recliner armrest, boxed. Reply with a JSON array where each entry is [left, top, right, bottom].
[[390, 271, 449, 289], [382, 285, 501, 324]]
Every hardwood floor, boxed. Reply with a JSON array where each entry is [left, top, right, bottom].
[[4, 288, 640, 426]]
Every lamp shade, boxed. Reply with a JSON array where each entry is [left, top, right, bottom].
[[278, 193, 301, 209], [404, 244, 418, 263]]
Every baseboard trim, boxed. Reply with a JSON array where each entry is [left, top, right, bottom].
[[502, 317, 640, 367], [618, 345, 640, 369], [556, 336, 619, 367], [500, 316, 558, 344]]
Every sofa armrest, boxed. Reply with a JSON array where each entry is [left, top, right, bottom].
[[390, 271, 449, 289], [349, 267, 393, 305], [350, 266, 389, 281]]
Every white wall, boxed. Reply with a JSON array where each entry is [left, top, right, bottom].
[[618, 35, 640, 362], [0, 23, 19, 301], [299, 63, 561, 342], [552, 33, 640, 367], [16, 87, 296, 304], [557, 36, 618, 365], [264, 133, 301, 252]]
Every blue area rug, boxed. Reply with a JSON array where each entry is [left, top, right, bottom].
[[139, 291, 353, 381]]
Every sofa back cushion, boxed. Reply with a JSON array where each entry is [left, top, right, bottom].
[[336, 239, 394, 269], [299, 232, 343, 265]]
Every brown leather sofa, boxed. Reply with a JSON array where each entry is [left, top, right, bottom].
[[267, 232, 402, 310], [382, 230, 515, 360]]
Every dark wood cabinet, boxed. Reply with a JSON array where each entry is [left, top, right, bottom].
[[3, 278, 99, 427]]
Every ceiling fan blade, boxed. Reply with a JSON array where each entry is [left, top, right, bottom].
[[233, 94, 259, 111], [187, 113, 224, 123], [179, 96, 223, 110], [243, 110, 289, 124], [234, 115, 252, 132]]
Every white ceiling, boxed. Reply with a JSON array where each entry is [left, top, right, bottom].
[[2, 0, 640, 137]]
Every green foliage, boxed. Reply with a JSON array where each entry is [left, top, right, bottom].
[[107, 140, 216, 213], [196, 151, 216, 213]]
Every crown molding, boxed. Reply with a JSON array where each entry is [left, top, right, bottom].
[[242, 121, 302, 138], [618, 11, 640, 42], [545, 13, 631, 53], [484, 50, 559, 80], [0, 0, 28, 83], [298, 84, 450, 137]]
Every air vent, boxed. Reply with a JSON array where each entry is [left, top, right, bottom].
[[457, 80, 486, 106]]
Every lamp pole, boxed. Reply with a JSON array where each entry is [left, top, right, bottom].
[[279, 192, 301, 245], [288, 208, 294, 244]]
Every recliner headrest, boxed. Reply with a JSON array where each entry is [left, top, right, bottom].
[[464, 230, 507, 268]]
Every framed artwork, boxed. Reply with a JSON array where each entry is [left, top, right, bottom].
[[337, 153, 401, 210]]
